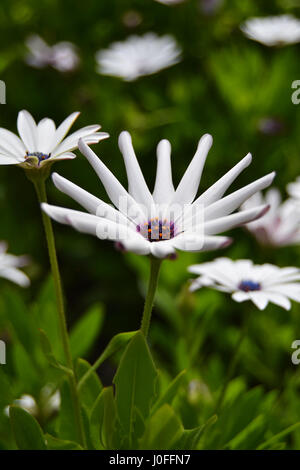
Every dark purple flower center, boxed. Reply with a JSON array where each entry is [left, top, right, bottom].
[[238, 280, 261, 292], [25, 151, 51, 165], [137, 218, 175, 242]]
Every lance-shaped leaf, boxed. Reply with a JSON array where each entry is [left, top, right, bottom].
[[113, 332, 158, 446], [10, 406, 46, 450], [140, 404, 183, 450]]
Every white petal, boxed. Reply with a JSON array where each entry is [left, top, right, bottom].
[[152, 139, 174, 204], [171, 134, 213, 205], [204, 204, 270, 235], [0, 154, 23, 165], [78, 139, 145, 224], [51, 112, 80, 148], [41, 203, 88, 225], [53, 125, 101, 156], [0, 129, 26, 158], [0, 267, 30, 287], [172, 232, 232, 252], [232, 291, 250, 303], [51, 173, 135, 228], [193, 153, 252, 208], [249, 291, 269, 310], [263, 292, 291, 310], [150, 240, 176, 258], [17, 110, 37, 151], [205, 172, 276, 221], [118, 131, 153, 209], [50, 152, 76, 161], [37, 118, 56, 153]]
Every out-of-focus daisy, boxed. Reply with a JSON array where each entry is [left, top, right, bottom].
[[42, 131, 274, 259], [189, 258, 300, 310], [25, 35, 80, 72], [155, 0, 185, 4], [287, 177, 300, 201], [241, 188, 300, 247], [0, 110, 108, 169], [0, 242, 30, 287], [4, 386, 60, 418], [96, 33, 181, 81], [240, 15, 300, 47]]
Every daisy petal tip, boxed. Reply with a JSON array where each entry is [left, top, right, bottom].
[[199, 133, 213, 148], [118, 130, 132, 150], [221, 237, 233, 249]]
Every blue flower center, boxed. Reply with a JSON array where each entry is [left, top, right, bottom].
[[137, 218, 175, 242], [25, 152, 51, 164], [238, 280, 261, 292]]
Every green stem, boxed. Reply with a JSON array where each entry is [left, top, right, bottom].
[[215, 316, 249, 413], [33, 178, 86, 448], [140, 256, 162, 338]]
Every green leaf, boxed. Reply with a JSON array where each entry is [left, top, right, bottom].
[[58, 379, 78, 443], [45, 434, 83, 450], [33, 276, 63, 362], [257, 422, 300, 450], [176, 415, 218, 450], [3, 288, 39, 358], [76, 358, 102, 413], [10, 406, 46, 450], [140, 404, 183, 450], [39, 329, 72, 376], [70, 304, 104, 359], [225, 415, 267, 450], [113, 332, 158, 447], [152, 370, 186, 414], [77, 330, 137, 391], [90, 387, 117, 450]]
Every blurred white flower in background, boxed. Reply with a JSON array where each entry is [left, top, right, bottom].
[[0, 242, 30, 287], [189, 258, 300, 310], [287, 177, 300, 201], [240, 15, 300, 47], [4, 386, 61, 418], [241, 188, 300, 247], [96, 33, 182, 81], [0, 110, 108, 169], [42, 131, 274, 258], [155, 0, 185, 4], [25, 35, 80, 72]]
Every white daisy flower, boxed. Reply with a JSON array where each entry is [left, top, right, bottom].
[[0, 110, 109, 169], [287, 176, 300, 201], [25, 35, 80, 72], [189, 258, 300, 310], [42, 132, 274, 259], [240, 15, 300, 47], [96, 33, 181, 81], [0, 241, 30, 287], [241, 188, 300, 247]]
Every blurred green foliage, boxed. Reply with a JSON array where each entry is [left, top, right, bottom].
[[1, 0, 300, 450]]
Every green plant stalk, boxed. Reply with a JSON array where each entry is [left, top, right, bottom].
[[215, 316, 249, 413], [33, 177, 86, 448], [140, 256, 162, 338]]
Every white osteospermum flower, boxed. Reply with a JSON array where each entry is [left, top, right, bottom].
[[0, 242, 30, 287], [0, 110, 109, 169], [96, 33, 181, 81], [42, 132, 274, 259], [25, 35, 80, 72], [287, 176, 300, 201], [241, 188, 300, 247], [189, 258, 300, 310], [241, 15, 300, 47]]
